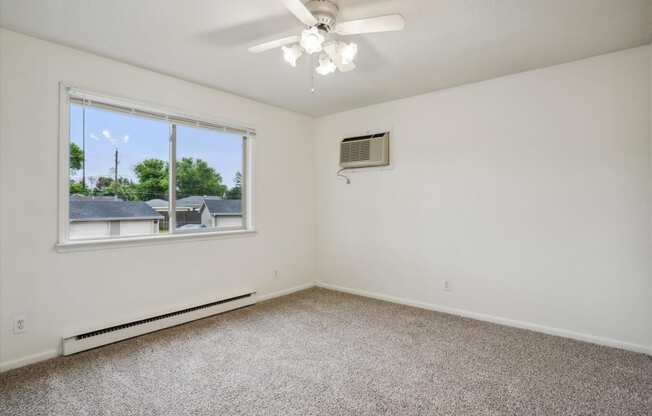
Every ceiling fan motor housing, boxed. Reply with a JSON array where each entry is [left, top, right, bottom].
[[307, 0, 339, 32]]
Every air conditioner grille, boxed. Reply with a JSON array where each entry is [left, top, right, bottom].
[[341, 140, 371, 163], [339, 132, 390, 168]]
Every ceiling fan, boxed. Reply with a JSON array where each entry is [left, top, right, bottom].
[[248, 0, 405, 76]]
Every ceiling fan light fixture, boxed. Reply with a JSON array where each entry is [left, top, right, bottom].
[[282, 44, 303, 67], [336, 61, 356, 72], [249, 1, 406, 81], [316, 52, 336, 75], [340, 42, 358, 65], [300, 27, 325, 54]]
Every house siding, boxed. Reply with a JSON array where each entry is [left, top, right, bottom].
[[69, 220, 158, 240], [200, 207, 213, 227], [216, 216, 243, 228], [120, 220, 157, 237], [69, 221, 110, 239]]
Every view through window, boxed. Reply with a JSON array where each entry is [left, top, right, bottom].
[[68, 101, 246, 241]]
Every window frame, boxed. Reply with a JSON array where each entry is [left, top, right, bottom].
[[57, 83, 256, 250]]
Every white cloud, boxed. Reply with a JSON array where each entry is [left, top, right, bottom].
[[89, 133, 100, 141], [123, 135, 130, 143], [102, 129, 111, 139]]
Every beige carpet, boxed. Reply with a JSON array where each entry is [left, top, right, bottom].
[[1, 288, 651, 415]]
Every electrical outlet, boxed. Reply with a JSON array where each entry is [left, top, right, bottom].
[[13, 316, 26, 334], [443, 280, 452, 292]]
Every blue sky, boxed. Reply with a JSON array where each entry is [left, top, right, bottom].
[[69, 104, 243, 190]]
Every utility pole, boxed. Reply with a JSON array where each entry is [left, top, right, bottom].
[[113, 148, 119, 200]]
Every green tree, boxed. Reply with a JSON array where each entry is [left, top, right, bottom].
[[131, 158, 226, 200], [94, 176, 114, 192], [69, 143, 87, 195], [225, 171, 242, 200], [176, 157, 226, 198], [90, 176, 116, 198], [116, 180, 139, 201], [70, 143, 84, 173], [90, 176, 137, 201], [133, 159, 169, 200], [69, 181, 88, 195]]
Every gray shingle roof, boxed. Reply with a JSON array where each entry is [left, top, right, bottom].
[[147, 196, 223, 210], [146, 199, 169, 209], [203, 199, 242, 216], [70, 200, 164, 222], [177, 195, 221, 208]]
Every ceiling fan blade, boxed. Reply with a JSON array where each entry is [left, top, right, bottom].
[[282, 0, 318, 27], [334, 14, 405, 36], [248, 35, 300, 53]]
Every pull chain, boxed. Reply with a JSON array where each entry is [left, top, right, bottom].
[[310, 53, 316, 93]]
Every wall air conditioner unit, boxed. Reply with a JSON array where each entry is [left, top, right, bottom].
[[339, 132, 390, 169]]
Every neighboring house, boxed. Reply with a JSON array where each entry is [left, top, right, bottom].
[[145, 198, 180, 230], [146, 196, 222, 229], [145, 198, 168, 211], [176, 196, 222, 227], [200, 199, 242, 228], [177, 195, 222, 210], [69, 199, 163, 240]]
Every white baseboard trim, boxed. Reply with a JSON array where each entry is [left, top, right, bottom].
[[316, 282, 652, 356], [0, 284, 315, 373], [2, 282, 647, 373], [0, 349, 59, 373], [257, 282, 315, 302]]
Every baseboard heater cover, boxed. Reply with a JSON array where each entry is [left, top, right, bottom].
[[62, 291, 256, 355]]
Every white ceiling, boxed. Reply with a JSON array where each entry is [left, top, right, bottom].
[[1, 0, 651, 116]]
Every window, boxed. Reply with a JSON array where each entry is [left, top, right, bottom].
[[62, 87, 253, 244], [175, 125, 245, 231]]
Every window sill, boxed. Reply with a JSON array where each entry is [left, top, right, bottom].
[[55, 229, 257, 253]]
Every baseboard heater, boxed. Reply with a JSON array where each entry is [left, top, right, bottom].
[[62, 291, 256, 355]]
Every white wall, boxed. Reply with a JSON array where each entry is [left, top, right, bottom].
[[314, 46, 652, 353], [1, 30, 650, 372], [0, 29, 315, 370]]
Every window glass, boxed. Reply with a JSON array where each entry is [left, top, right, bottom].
[[69, 104, 169, 240], [67, 100, 247, 242], [175, 125, 244, 231]]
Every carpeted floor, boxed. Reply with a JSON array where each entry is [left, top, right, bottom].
[[1, 288, 651, 415]]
